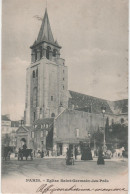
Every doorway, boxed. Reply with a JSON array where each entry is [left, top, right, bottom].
[[69, 144, 73, 150], [57, 143, 63, 155]]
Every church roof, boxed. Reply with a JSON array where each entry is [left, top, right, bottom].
[[34, 118, 54, 125], [31, 9, 61, 49], [68, 90, 113, 114], [109, 99, 128, 114], [68, 91, 128, 115], [37, 8, 55, 44], [35, 9, 55, 44], [33, 118, 54, 131]]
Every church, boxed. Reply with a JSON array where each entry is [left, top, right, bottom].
[[16, 8, 128, 156]]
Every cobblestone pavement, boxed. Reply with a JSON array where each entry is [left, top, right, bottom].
[[2, 157, 128, 179]]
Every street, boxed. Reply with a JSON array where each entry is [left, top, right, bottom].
[[2, 157, 128, 179]]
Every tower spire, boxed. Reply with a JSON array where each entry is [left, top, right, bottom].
[[36, 8, 55, 44], [31, 5, 61, 49]]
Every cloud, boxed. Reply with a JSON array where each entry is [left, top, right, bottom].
[[67, 48, 128, 100], [2, 57, 29, 120], [2, 0, 128, 119]]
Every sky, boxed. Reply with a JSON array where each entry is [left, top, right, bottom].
[[2, 0, 128, 120]]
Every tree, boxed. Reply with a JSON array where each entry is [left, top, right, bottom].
[[92, 127, 104, 148], [2, 134, 11, 147], [107, 123, 128, 149]]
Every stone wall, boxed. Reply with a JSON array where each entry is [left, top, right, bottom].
[[54, 109, 104, 141], [52, 109, 128, 155], [25, 55, 68, 125]]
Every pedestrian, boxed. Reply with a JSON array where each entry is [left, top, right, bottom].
[[34, 150, 35, 157], [74, 146, 78, 160], [87, 146, 93, 160], [66, 148, 74, 165], [46, 150, 49, 157], [97, 147, 105, 165], [23, 143, 27, 150], [41, 150, 44, 158]]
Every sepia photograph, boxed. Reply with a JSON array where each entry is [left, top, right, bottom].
[[1, 0, 128, 193]]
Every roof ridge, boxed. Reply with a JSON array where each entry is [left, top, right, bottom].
[[69, 90, 128, 102], [55, 108, 66, 120], [69, 90, 109, 102]]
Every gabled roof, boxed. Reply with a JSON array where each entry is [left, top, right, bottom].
[[68, 90, 113, 114], [109, 99, 128, 114], [33, 118, 54, 131], [37, 8, 55, 44], [34, 118, 54, 125], [16, 126, 30, 133], [2, 115, 11, 121]]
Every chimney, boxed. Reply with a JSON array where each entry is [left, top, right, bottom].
[[20, 120, 24, 126]]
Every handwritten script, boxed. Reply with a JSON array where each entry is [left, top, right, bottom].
[[36, 184, 127, 194]]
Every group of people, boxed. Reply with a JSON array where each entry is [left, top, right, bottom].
[[19, 142, 105, 164], [81, 145, 93, 161], [66, 145, 105, 165]]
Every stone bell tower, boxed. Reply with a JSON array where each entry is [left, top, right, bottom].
[[24, 8, 68, 126]]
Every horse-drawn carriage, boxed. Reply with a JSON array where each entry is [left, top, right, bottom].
[[18, 148, 33, 161]]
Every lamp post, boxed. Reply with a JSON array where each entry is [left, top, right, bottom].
[[101, 106, 107, 153], [88, 131, 91, 147], [94, 133, 96, 154]]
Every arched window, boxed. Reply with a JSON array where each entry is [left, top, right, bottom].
[[33, 87, 37, 107], [20, 138, 26, 143], [33, 70, 35, 78], [36, 68, 38, 77], [46, 46, 51, 59], [34, 49, 37, 61], [40, 108, 42, 114], [51, 113, 55, 117], [33, 112, 36, 121], [53, 49, 57, 57], [75, 129, 79, 137], [39, 46, 42, 59]]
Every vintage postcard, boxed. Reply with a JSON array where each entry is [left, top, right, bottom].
[[1, 0, 128, 193]]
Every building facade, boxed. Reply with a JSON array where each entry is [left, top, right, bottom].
[[1, 115, 11, 134], [24, 9, 68, 126], [17, 7, 128, 156]]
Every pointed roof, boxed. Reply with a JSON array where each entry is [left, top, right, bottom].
[[37, 8, 55, 44], [16, 126, 29, 133], [31, 9, 61, 49]]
